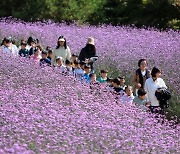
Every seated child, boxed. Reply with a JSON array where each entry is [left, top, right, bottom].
[[112, 78, 124, 94], [82, 64, 91, 83], [30, 47, 41, 62], [71, 54, 78, 68], [97, 69, 108, 83], [133, 88, 150, 110], [65, 60, 73, 75], [65, 60, 72, 71], [89, 73, 101, 90], [47, 48, 53, 61], [28, 39, 37, 56], [118, 76, 126, 91], [120, 86, 135, 104], [40, 51, 51, 66], [55, 57, 66, 73], [18, 41, 29, 57], [89, 73, 97, 84], [73, 60, 84, 80]]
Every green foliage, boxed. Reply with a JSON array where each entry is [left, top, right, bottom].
[[0, 0, 179, 28]]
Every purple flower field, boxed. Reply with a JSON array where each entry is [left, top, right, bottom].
[[0, 19, 180, 153]]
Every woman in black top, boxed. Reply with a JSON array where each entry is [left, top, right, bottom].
[[78, 37, 97, 71]]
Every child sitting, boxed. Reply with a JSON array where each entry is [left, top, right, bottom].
[[71, 54, 78, 68], [118, 76, 126, 91], [133, 88, 150, 110], [47, 48, 53, 61], [30, 47, 41, 62], [65, 60, 73, 75], [55, 57, 66, 73], [73, 60, 84, 80], [40, 51, 51, 66], [120, 86, 135, 104], [97, 69, 108, 83], [112, 78, 123, 93], [89, 73, 97, 84], [82, 64, 91, 83], [18, 41, 29, 57]]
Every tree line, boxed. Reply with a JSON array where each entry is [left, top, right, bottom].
[[0, 0, 179, 29]]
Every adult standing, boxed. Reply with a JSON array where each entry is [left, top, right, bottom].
[[78, 37, 97, 71], [132, 59, 151, 96], [51, 36, 71, 66], [144, 67, 167, 113]]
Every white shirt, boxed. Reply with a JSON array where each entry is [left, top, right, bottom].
[[144, 77, 167, 106], [10, 44, 18, 55], [55, 65, 67, 73], [141, 70, 146, 76], [0, 45, 12, 54], [51, 46, 71, 66], [74, 68, 84, 80], [119, 93, 135, 104], [26, 45, 32, 51]]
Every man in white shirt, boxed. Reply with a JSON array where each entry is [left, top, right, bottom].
[[144, 67, 167, 112]]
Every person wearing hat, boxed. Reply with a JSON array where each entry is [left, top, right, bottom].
[[78, 37, 97, 71], [97, 69, 108, 83], [144, 67, 167, 113], [51, 36, 71, 66]]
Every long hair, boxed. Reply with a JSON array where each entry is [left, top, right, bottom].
[[56, 36, 67, 49]]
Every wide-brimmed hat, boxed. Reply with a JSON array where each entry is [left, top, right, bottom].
[[87, 37, 95, 45]]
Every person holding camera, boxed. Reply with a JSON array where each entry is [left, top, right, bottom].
[[144, 67, 167, 113], [78, 37, 98, 72]]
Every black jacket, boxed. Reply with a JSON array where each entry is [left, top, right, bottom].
[[155, 87, 171, 108], [78, 44, 96, 62]]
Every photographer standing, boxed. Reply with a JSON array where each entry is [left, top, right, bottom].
[[78, 37, 97, 72]]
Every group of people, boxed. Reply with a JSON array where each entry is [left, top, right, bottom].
[[0, 36, 170, 114]]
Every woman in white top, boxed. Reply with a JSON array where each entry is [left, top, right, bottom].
[[51, 36, 71, 66], [144, 67, 167, 112]]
